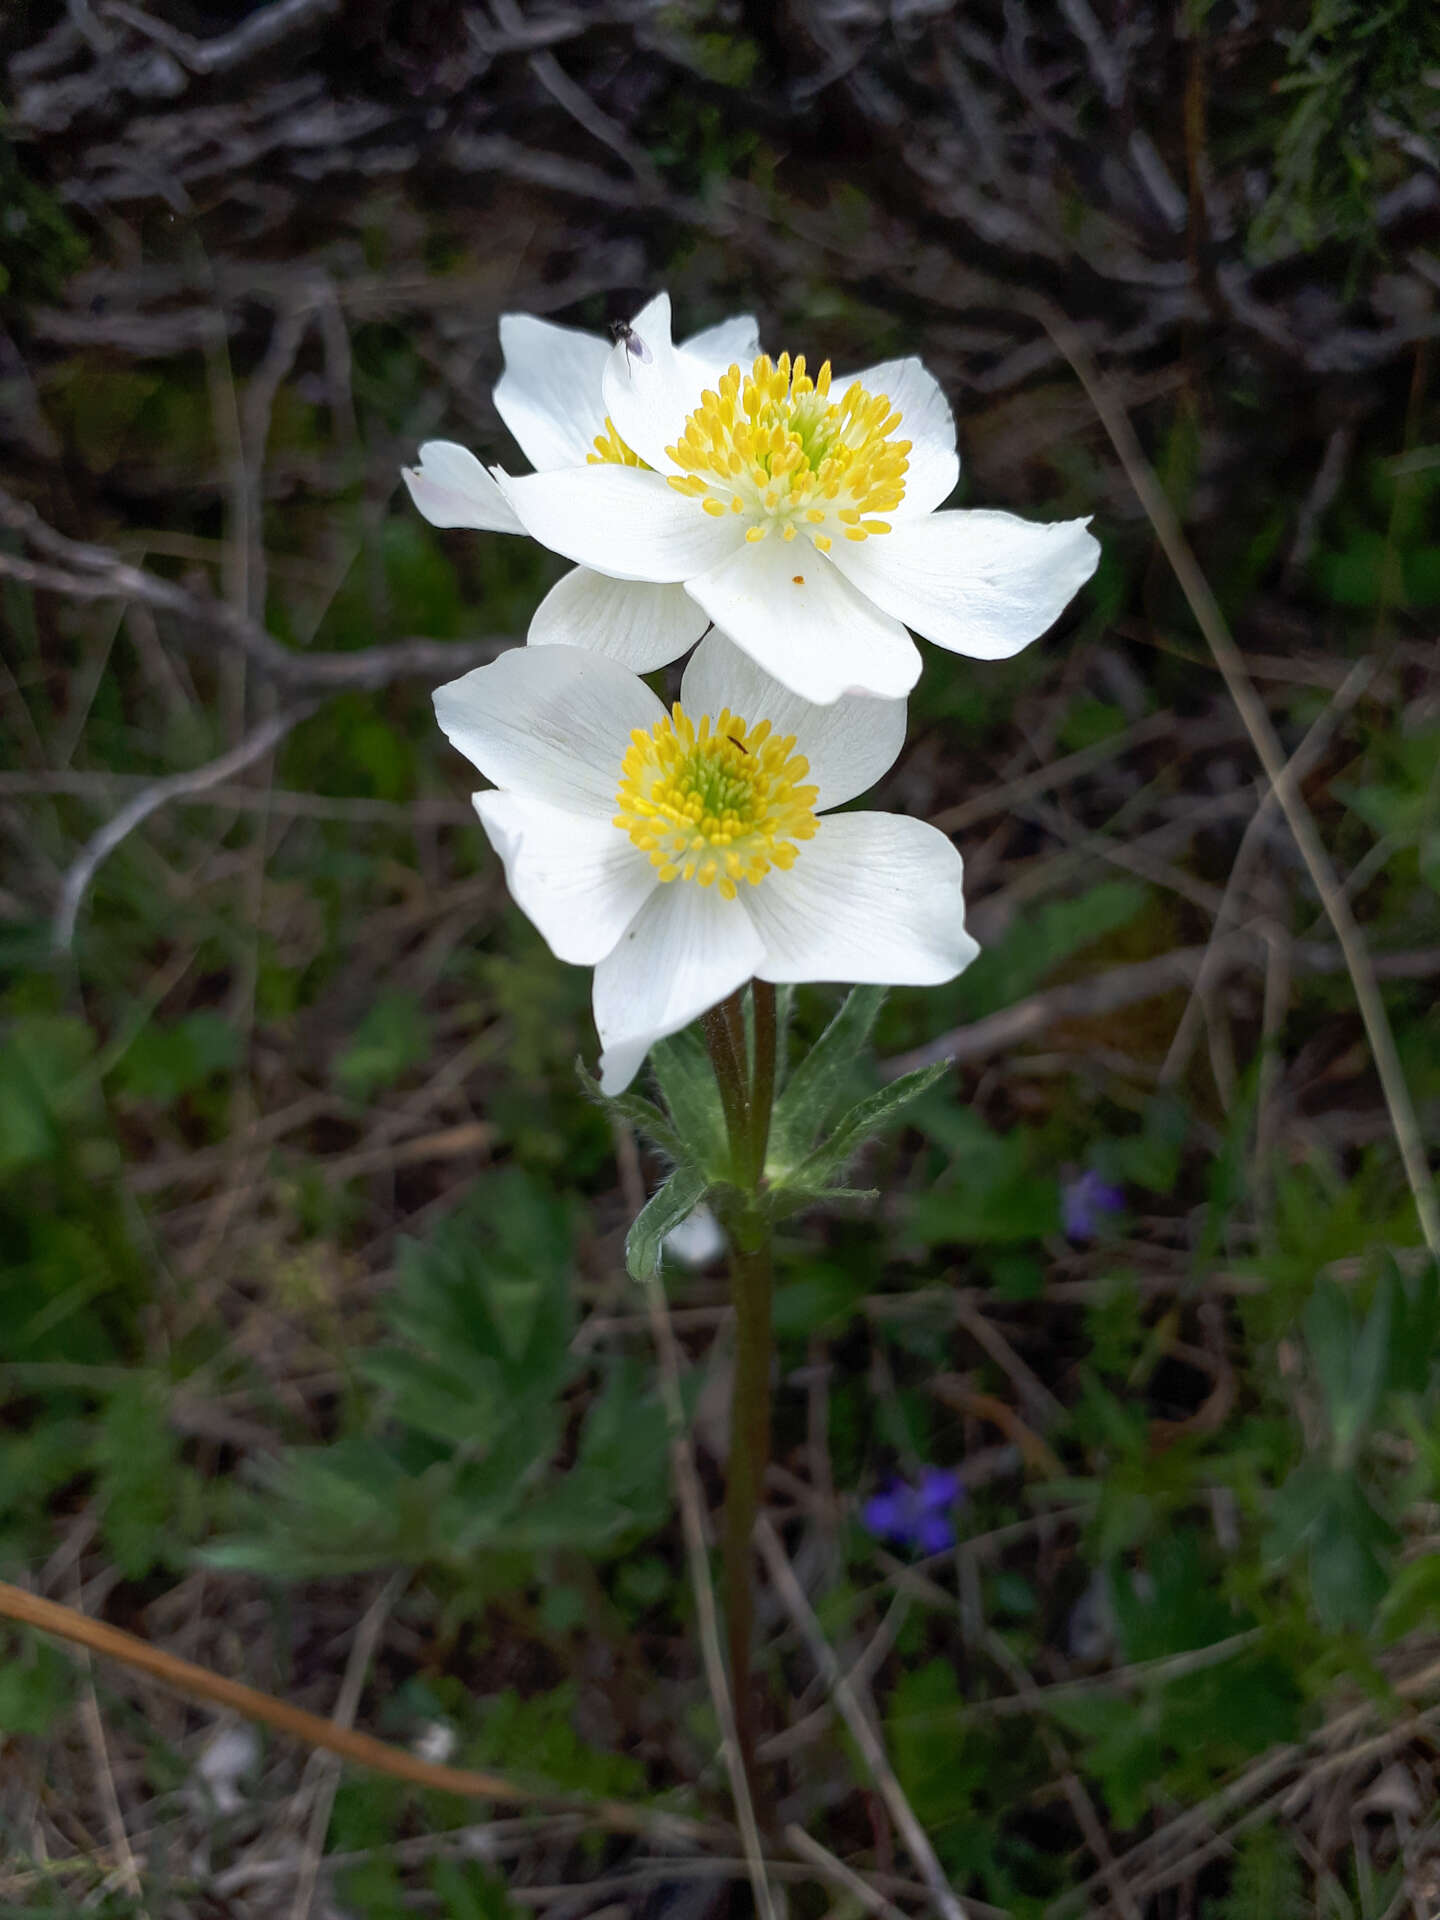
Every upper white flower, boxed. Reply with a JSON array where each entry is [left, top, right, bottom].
[[432, 631, 979, 1094], [429, 291, 1099, 706], [403, 301, 761, 674]]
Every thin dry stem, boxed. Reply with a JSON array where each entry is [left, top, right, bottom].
[[0, 1582, 713, 1845], [1032, 298, 1440, 1260], [755, 1516, 971, 1920]]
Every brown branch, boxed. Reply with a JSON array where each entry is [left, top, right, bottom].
[[0, 1581, 715, 1846], [51, 701, 318, 951], [0, 488, 511, 691], [881, 936, 1440, 1079]]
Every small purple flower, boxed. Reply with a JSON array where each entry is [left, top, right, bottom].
[[862, 1467, 963, 1554], [1062, 1169, 1125, 1241]]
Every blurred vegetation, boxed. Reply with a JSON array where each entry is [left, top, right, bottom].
[[2, 0, 1440, 1913]]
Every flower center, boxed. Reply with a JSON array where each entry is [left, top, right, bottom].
[[588, 416, 647, 467], [613, 703, 818, 899], [664, 352, 909, 551]]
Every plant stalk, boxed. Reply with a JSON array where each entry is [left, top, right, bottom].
[[704, 982, 779, 1789]]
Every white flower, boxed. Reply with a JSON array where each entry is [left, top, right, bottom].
[[402, 299, 760, 673], [433, 631, 979, 1094], [482, 292, 1100, 705]]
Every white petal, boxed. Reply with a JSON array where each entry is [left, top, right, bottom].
[[626, 291, 676, 351], [682, 313, 761, 377], [433, 644, 663, 815], [498, 465, 744, 583], [746, 813, 980, 985], [529, 568, 709, 672], [685, 537, 921, 705], [840, 357, 959, 519], [402, 441, 524, 533], [601, 292, 716, 474], [826, 510, 1100, 659], [594, 883, 763, 1094], [475, 790, 655, 965], [494, 315, 611, 472], [679, 630, 906, 812]]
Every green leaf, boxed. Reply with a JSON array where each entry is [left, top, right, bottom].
[[626, 1160, 710, 1280], [575, 1064, 685, 1162], [0, 1635, 73, 1734], [429, 1859, 521, 1920], [208, 1437, 434, 1577], [1385, 1253, 1439, 1396], [648, 1027, 728, 1173], [767, 986, 887, 1175], [1380, 1549, 1440, 1640], [333, 991, 434, 1099], [765, 1182, 877, 1222], [941, 880, 1149, 1022], [773, 1264, 867, 1336], [94, 1377, 182, 1579], [906, 1096, 1063, 1244], [114, 1009, 239, 1104], [0, 1014, 101, 1174], [1210, 1823, 1306, 1920], [781, 1062, 949, 1193], [1303, 1271, 1393, 1460], [1302, 1277, 1354, 1444], [495, 1362, 668, 1549], [369, 1173, 574, 1443]]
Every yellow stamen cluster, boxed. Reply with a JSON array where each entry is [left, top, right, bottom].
[[665, 352, 909, 550], [587, 415, 646, 467], [614, 703, 818, 899]]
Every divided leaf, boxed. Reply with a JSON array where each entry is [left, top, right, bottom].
[[767, 986, 886, 1175]]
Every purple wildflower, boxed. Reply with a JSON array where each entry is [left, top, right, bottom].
[[862, 1466, 963, 1554], [1062, 1169, 1125, 1241]]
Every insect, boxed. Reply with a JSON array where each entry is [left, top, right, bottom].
[[609, 320, 652, 369], [727, 733, 748, 754]]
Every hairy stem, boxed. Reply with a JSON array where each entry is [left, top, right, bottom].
[[702, 997, 750, 1171], [704, 982, 779, 1790], [748, 981, 777, 1186]]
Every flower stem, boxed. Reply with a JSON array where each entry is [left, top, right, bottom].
[[702, 999, 750, 1171], [704, 982, 779, 1790], [748, 980, 777, 1186]]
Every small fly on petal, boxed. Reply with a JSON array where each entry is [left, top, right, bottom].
[[609, 320, 653, 370]]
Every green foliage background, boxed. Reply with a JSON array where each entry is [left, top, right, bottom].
[[2, 0, 1440, 1912]]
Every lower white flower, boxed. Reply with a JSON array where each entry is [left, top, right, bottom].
[[402, 296, 759, 673], [433, 632, 979, 1094]]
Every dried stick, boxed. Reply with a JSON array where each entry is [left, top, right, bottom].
[[783, 1825, 914, 1920], [615, 1130, 777, 1920], [0, 489, 510, 691], [1032, 299, 1440, 1259], [639, 1268, 777, 1919], [1160, 651, 1381, 1084], [754, 1517, 971, 1920], [880, 935, 1440, 1078], [52, 701, 318, 950], [0, 1581, 714, 1844], [290, 1570, 407, 1920]]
